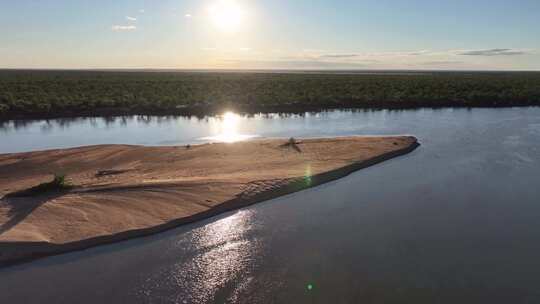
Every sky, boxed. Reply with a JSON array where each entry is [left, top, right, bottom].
[[1, 0, 539, 70]]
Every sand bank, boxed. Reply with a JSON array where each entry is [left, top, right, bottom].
[[0, 136, 418, 265]]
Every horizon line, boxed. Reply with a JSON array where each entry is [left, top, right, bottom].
[[1, 68, 540, 73]]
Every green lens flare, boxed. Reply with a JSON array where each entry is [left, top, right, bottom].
[[304, 164, 312, 186]]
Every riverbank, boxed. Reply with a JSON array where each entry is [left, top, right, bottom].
[[4, 102, 540, 121], [0, 136, 419, 265], [1, 70, 539, 120]]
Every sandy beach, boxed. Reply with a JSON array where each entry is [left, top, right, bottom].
[[0, 136, 418, 264]]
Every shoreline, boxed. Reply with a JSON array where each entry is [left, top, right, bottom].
[[0, 137, 419, 267], [1, 103, 539, 122]]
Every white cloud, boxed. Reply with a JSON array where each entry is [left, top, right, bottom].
[[126, 16, 137, 21], [185, 14, 192, 18], [111, 25, 137, 31], [139, 9, 145, 13], [239, 47, 252, 52]]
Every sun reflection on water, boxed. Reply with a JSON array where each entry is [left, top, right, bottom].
[[201, 111, 259, 143], [140, 210, 261, 303]]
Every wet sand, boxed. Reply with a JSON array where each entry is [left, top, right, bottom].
[[0, 136, 418, 265]]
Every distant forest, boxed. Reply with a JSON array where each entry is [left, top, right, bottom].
[[1, 70, 539, 119]]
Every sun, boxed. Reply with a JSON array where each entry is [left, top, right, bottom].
[[208, 0, 245, 33]]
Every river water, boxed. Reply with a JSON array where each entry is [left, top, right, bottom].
[[1, 108, 540, 303]]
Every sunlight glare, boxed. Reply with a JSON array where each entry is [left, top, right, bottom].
[[208, 0, 245, 33], [202, 111, 258, 143]]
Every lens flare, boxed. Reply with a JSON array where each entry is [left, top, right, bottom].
[[304, 164, 312, 186]]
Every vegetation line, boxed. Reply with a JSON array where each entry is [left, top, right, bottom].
[[1, 70, 539, 120]]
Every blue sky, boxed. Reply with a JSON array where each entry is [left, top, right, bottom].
[[1, 0, 539, 69]]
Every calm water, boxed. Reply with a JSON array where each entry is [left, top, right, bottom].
[[1, 108, 540, 303], [2, 109, 421, 153]]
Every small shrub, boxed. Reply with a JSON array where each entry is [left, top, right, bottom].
[[32, 173, 71, 193], [51, 173, 67, 188], [281, 137, 302, 153], [0, 103, 8, 114]]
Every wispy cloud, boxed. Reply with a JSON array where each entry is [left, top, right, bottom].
[[420, 60, 464, 66], [319, 54, 360, 59], [139, 9, 145, 13], [287, 48, 535, 64], [405, 50, 431, 56], [185, 14, 192, 18], [362, 50, 433, 57], [294, 50, 438, 61], [111, 25, 137, 31], [202, 48, 538, 70], [125, 16, 137, 21], [458, 48, 527, 56], [220, 59, 370, 69]]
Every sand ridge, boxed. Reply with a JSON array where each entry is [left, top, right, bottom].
[[0, 136, 418, 264]]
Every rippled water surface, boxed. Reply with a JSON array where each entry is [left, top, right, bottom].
[[1, 108, 540, 303]]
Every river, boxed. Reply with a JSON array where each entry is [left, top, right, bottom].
[[1, 108, 540, 303]]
